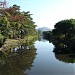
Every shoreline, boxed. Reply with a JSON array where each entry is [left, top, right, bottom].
[[0, 35, 37, 53]]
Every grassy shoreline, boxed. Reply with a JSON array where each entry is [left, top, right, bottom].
[[0, 35, 37, 53]]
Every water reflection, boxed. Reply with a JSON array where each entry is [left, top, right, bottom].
[[51, 47, 75, 64], [38, 35, 47, 42], [55, 53, 75, 63], [0, 40, 37, 75]]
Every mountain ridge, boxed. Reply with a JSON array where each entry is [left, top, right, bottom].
[[37, 27, 52, 32]]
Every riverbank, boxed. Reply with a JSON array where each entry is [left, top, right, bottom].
[[0, 35, 37, 53]]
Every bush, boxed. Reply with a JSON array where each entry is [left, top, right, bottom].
[[0, 34, 4, 47]]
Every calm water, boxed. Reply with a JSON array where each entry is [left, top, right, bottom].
[[0, 39, 75, 75], [25, 40, 75, 75]]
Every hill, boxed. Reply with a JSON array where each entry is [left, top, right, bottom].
[[37, 27, 52, 35], [38, 27, 51, 31]]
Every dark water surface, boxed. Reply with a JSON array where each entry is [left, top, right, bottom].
[[0, 39, 75, 75]]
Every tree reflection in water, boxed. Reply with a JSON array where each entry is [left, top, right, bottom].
[[45, 36, 75, 63], [53, 47, 75, 63], [0, 40, 37, 75], [51, 37, 75, 63], [55, 53, 75, 63]]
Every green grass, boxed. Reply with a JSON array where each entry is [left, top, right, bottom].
[[0, 35, 37, 52]]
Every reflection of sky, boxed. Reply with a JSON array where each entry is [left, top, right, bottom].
[[8, 0, 75, 29], [26, 41, 75, 75]]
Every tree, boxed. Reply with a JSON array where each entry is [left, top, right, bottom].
[[52, 19, 75, 53], [43, 31, 52, 42], [0, 4, 37, 40], [0, 16, 10, 38]]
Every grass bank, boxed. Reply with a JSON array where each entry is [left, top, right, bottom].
[[0, 35, 37, 53]]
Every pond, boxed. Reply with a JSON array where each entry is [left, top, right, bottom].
[[0, 38, 75, 75]]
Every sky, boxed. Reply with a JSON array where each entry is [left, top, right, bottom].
[[7, 0, 75, 29]]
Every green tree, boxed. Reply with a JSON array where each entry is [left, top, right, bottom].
[[43, 31, 52, 42], [52, 19, 75, 53], [0, 4, 37, 40]]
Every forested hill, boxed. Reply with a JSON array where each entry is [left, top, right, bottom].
[[38, 27, 51, 31], [37, 27, 52, 35]]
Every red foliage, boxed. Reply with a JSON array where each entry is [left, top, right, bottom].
[[8, 15, 25, 22]]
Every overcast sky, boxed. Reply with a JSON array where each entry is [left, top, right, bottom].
[[8, 0, 75, 29]]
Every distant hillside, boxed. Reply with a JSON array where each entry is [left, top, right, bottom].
[[38, 27, 51, 32], [37, 27, 52, 35]]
